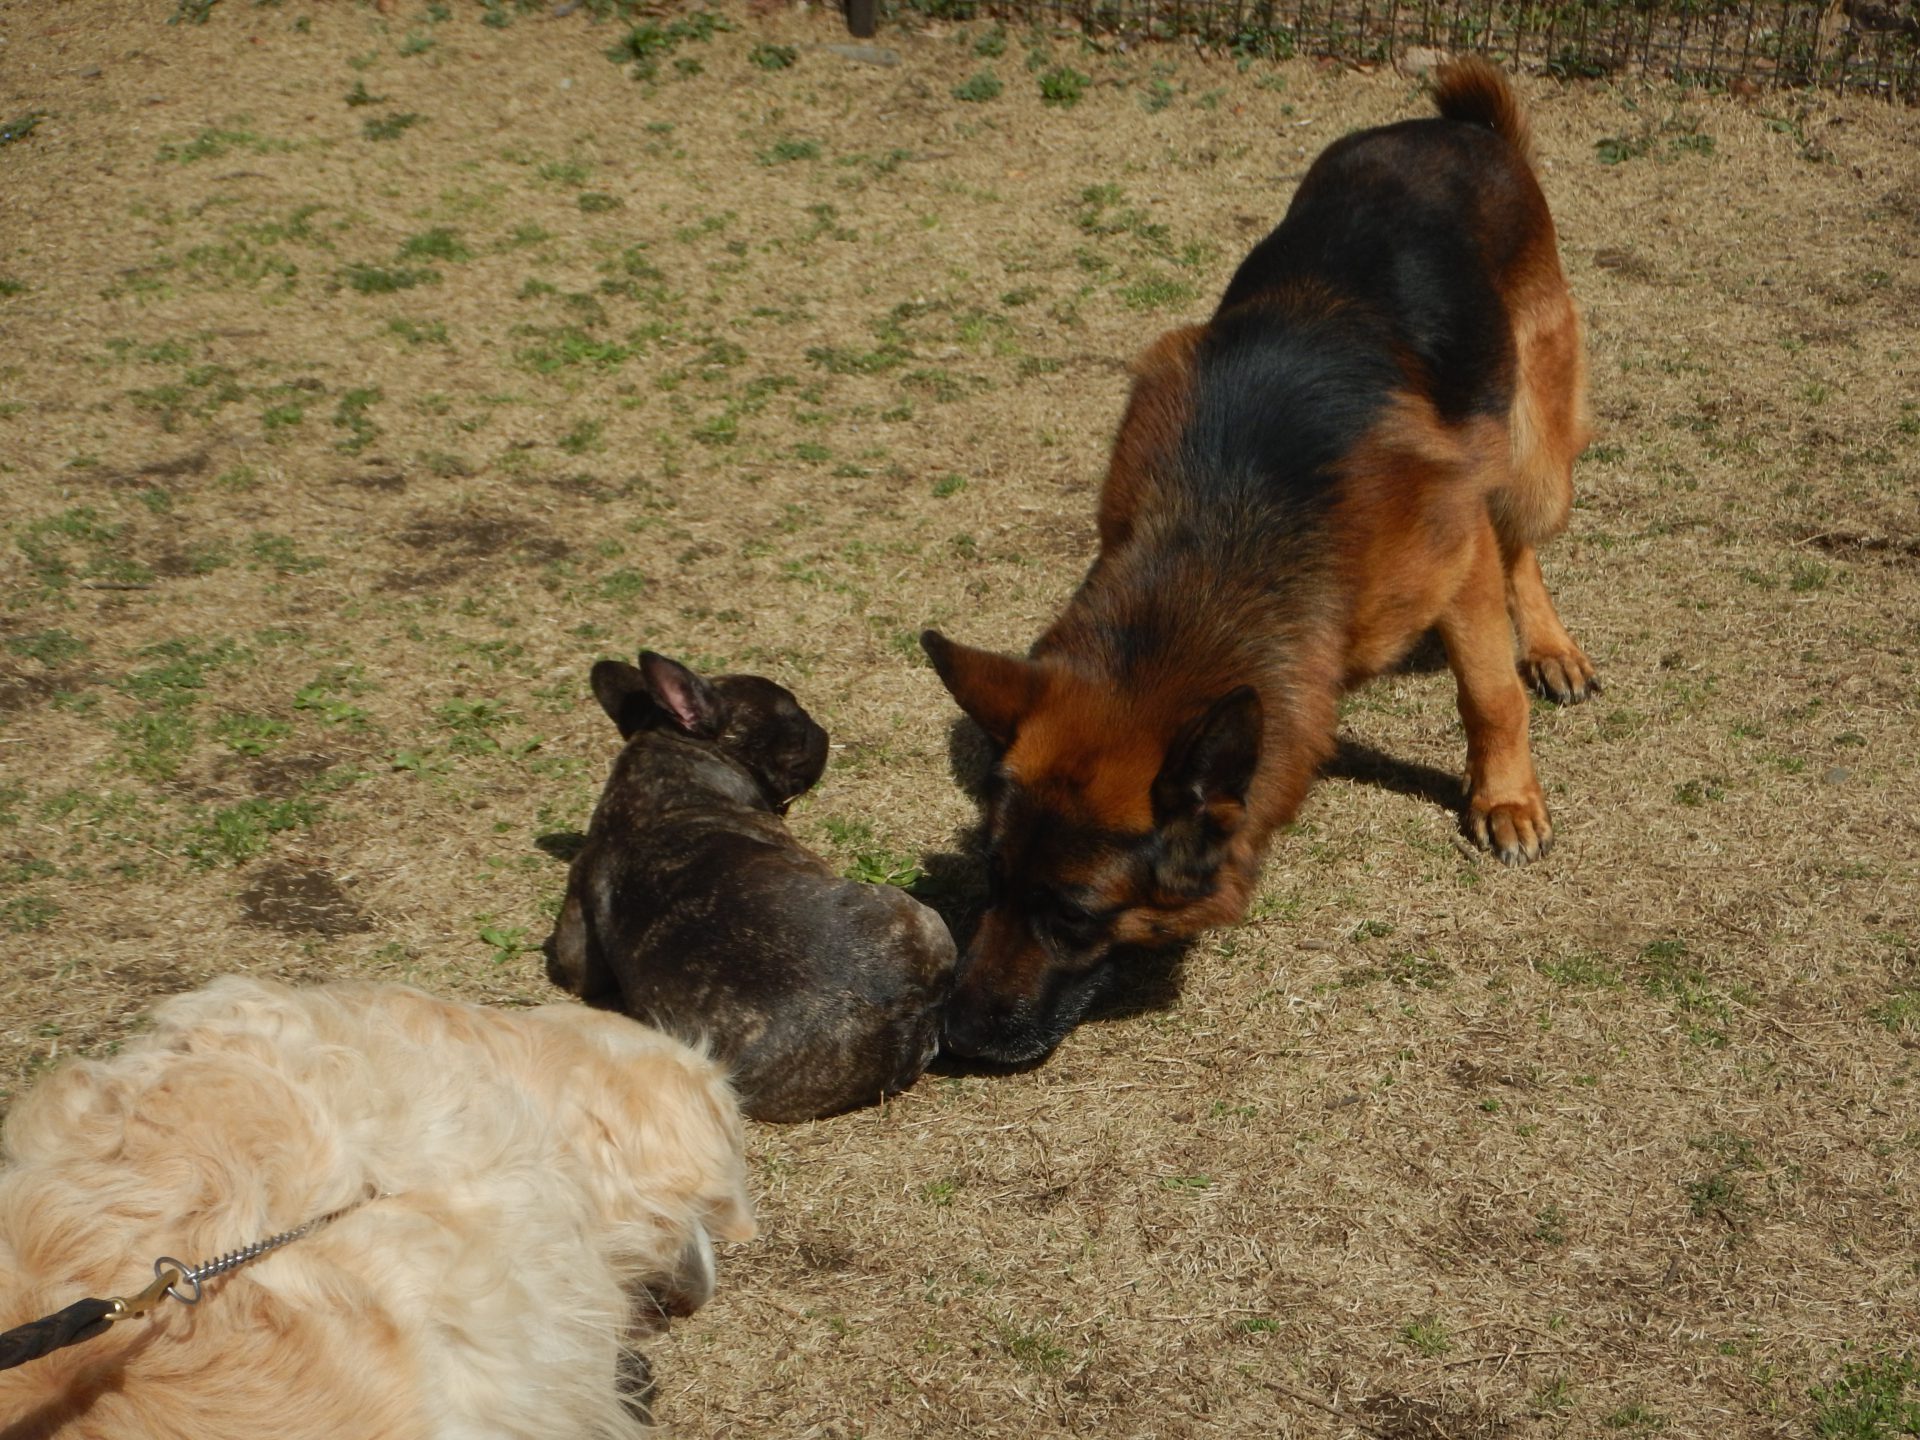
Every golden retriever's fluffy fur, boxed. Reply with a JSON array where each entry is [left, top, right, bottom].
[[0, 977, 754, 1440]]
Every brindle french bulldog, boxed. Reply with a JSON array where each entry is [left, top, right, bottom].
[[545, 651, 956, 1122]]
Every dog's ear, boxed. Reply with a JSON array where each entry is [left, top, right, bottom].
[[920, 630, 1045, 747], [590, 659, 657, 739], [1150, 686, 1262, 898], [1152, 686, 1263, 826], [639, 652, 727, 741]]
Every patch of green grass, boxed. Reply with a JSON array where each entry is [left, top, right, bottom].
[[214, 713, 292, 755], [822, 817, 924, 888], [260, 400, 305, 433], [514, 326, 633, 374], [362, 113, 423, 142], [342, 263, 439, 295], [1791, 558, 1834, 592], [1398, 1316, 1451, 1357], [1160, 1174, 1213, 1190], [1684, 1131, 1760, 1222], [504, 222, 554, 250], [691, 408, 740, 446], [902, 368, 981, 403], [1529, 1374, 1576, 1415], [398, 227, 471, 262], [345, 80, 387, 107], [386, 317, 449, 346], [954, 71, 1003, 102], [184, 796, 320, 867], [537, 157, 591, 186], [6, 629, 90, 666], [1533, 1204, 1569, 1245], [250, 532, 326, 575], [932, 474, 967, 498], [1038, 65, 1090, 106], [1076, 184, 1172, 251], [577, 191, 624, 213], [15, 507, 136, 591], [115, 708, 198, 781], [1673, 776, 1726, 807], [1539, 952, 1621, 987], [749, 42, 797, 70], [332, 386, 381, 454], [1340, 953, 1450, 990], [806, 339, 911, 376], [559, 419, 603, 455], [1638, 938, 1733, 1044], [1596, 133, 1654, 165], [294, 670, 372, 728], [1119, 273, 1195, 311], [157, 125, 285, 163], [177, 238, 298, 291], [594, 568, 649, 602], [1869, 990, 1920, 1032], [120, 638, 242, 703], [478, 921, 536, 965], [759, 137, 821, 166], [995, 1319, 1070, 1375], [1602, 1401, 1667, 1432], [605, 11, 731, 79], [2, 113, 46, 146], [0, 896, 60, 934], [0, 277, 27, 297], [1809, 1350, 1920, 1437]]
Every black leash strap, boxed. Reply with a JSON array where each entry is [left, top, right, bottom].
[[0, 1297, 117, 1372], [0, 1189, 376, 1373]]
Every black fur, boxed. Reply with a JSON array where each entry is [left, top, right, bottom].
[[1215, 118, 1524, 424], [546, 653, 956, 1122]]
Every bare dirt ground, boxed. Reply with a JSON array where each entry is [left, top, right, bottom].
[[3, 3, 1918, 1435]]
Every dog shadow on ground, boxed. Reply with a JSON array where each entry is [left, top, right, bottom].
[[1320, 737, 1465, 814], [535, 831, 587, 862]]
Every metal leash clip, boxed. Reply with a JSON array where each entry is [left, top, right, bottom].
[[107, 1264, 189, 1322]]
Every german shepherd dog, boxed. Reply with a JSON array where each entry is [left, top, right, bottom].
[[922, 59, 1596, 1065]]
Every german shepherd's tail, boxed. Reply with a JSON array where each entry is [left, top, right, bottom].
[[1431, 56, 1534, 169]]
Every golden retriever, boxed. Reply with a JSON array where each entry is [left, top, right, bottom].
[[0, 977, 754, 1439]]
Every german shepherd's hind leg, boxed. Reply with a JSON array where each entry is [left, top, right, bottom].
[[1441, 517, 1553, 865], [1495, 265, 1600, 705]]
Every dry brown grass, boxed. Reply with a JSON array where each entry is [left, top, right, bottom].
[[2, 3, 1917, 1435]]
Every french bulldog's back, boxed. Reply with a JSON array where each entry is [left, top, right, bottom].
[[550, 709, 955, 1123]]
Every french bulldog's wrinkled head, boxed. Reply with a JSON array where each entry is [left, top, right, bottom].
[[590, 651, 829, 812]]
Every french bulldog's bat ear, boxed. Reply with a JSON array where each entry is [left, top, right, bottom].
[[590, 659, 658, 739], [639, 651, 727, 741]]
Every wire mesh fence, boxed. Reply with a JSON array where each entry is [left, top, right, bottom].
[[893, 0, 1920, 100]]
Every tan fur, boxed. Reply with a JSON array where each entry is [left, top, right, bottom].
[[1431, 55, 1536, 167], [1098, 324, 1205, 552], [0, 978, 753, 1440]]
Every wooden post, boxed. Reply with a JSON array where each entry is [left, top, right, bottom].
[[847, 0, 877, 38]]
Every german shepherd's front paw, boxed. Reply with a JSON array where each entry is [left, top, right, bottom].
[[1466, 792, 1553, 866], [1520, 647, 1600, 706]]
